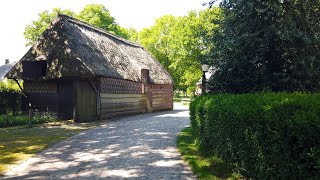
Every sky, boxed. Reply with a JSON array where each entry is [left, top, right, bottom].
[[0, 0, 217, 66]]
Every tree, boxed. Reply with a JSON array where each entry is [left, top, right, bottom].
[[24, 8, 75, 46], [24, 4, 130, 46], [209, 0, 320, 93], [139, 9, 220, 94], [76, 4, 128, 37], [122, 27, 139, 42]]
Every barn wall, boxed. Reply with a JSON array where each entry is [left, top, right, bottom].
[[24, 81, 58, 112], [99, 77, 173, 119], [100, 77, 142, 94], [100, 94, 147, 119], [146, 84, 173, 112], [23, 78, 173, 121], [100, 77, 146, 119], [23, 80, 75, 119]]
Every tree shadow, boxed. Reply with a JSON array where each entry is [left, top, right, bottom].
[[2, 107, 195, 179]]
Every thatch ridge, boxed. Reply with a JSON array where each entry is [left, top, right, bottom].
[[58, 14, 142, 48]]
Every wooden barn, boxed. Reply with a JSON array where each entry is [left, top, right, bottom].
[[5, 14, 173, 122]]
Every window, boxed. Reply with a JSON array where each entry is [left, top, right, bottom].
[[22, 61, 47, 79]]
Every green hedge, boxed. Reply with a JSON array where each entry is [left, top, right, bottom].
[[190, 93, 320, 179], [0, 88, 23, 114], [0, 112, 57, 128]]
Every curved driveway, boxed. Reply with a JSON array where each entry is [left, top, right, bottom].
[[3, 104, 194, 180]]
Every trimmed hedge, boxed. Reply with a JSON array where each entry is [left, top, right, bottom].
[[190, 93, 320, 179]]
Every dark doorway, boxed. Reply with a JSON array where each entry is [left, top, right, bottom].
[[58, 81, 74, 120]]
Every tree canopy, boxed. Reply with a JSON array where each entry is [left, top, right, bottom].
[[24, 4, 130, 46], [209, 0, 320, 93], [139, 8, 221, 93], [24, 8, 75, 46]]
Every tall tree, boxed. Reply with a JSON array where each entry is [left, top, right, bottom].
[[76, 4, 127, 37], [209, 0, 320, 93], [139, 8, 220, 94], [24, 8, 75, 46], [24, 4, 130, 46]]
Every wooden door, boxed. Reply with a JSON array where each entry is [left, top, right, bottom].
[[75, 81, 97, 122]]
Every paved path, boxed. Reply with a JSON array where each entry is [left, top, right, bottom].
[[3, 104, 194, 180]]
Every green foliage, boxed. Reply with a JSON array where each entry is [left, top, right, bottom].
[[0, 81, 23, 114], [190, 93, 320, 179], [24, 4, 131, 46], [0, 79, 20, 91], [24, 8, 75, 46], [0, 112, 58, 128], [209, 0, 320, 93], [77, 4, 115, 32], [76, 4, 128, 38], [123, 27, 139, 42], [139, 8, 221, 93], [177, 127, 240, 179]]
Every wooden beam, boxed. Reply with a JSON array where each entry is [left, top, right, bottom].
[[88, 80, 98, 94], [14, 79, 27, 97], [73, 80, 78, 122], [100, 93, 144, 98], [88, 80, 101, 119], [101, 97, 145, 104]]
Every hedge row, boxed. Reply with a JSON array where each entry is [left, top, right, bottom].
[[0, 112, 57, 128], [0, 88, 23, 114], [190, 93, 320, 179]]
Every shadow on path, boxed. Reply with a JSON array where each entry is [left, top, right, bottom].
[[3, 105, 194, 180]]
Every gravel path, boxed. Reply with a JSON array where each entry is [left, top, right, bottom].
[[3, 103, 194, 180]]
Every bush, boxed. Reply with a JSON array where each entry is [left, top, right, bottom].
[[0, 84, 23, 114], [0, 112, 58, 128], [190, 93, 320, 179]]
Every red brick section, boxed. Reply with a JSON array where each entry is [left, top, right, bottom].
[[146, 84, 173, 111]]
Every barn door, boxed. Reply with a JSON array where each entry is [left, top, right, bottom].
[[75, 81, 97, 122], [58, 81, 74, 120]]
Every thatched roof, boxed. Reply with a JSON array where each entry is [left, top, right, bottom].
[[6, 14, 173, 84]]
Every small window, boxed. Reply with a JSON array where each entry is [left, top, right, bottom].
[[22, 61, 47, 79]]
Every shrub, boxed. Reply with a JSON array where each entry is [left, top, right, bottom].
[[0, 84, 23, 114], [0, 112, 58, 128], [190, 93, 320, 179]]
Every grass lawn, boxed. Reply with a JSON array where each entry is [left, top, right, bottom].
[[177, 127, 242, 180], [0, 123, 94, 175], [173, 97, 191, 106]]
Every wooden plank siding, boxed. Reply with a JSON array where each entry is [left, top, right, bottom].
[[100, 93, 147, 119], [22, 77, 173, 121], [99, 77, 173, 119]]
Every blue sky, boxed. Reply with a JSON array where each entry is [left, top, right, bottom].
[[0, 0, 219, 65]]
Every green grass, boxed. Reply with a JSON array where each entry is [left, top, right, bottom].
[[177, 127, 242, 180], [0, 124, 93, 175]]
